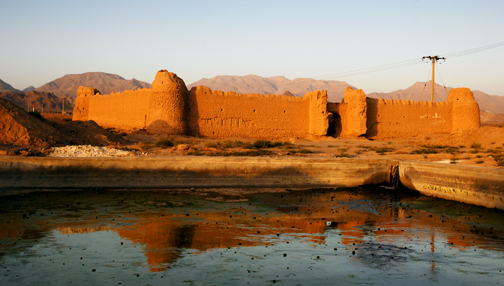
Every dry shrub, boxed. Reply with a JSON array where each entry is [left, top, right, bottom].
[[155, 137, 174, 149]]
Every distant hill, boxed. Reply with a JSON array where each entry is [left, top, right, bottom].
[[35, 72, 151, 98], [22, 86, 36, 92], [367, 81, 504, 114], [0, 90, 73, 113], [0, 79, 19, 92], [188, 75, 354, 102], [480, 111, 504, 124]]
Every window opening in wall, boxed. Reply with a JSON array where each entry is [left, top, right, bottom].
[[253, 109, 256, 112], [283, 111, 286, 113], [221, 109, 223, 111]]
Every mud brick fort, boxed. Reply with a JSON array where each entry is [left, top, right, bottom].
[[72, 70, 480, 139]]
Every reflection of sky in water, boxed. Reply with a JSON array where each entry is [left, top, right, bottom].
[[0, 188, 503, 285]]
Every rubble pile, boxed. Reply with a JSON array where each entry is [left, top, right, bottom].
[[47, 145, 133, 157]]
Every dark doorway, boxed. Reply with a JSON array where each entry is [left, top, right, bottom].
[[328, 113, 342, 137]]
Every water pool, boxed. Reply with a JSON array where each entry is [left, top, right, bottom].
[[1, 187, 503, 285]]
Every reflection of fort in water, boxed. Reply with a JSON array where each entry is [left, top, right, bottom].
[[2, 190, 502, 273]]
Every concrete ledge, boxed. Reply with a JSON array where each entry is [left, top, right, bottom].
[[2, 156, 503, 210], [0, 156, 396, 190], [399, 161, 504, 210]]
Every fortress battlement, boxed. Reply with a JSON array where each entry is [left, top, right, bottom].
[[73, 70, 480, 139]]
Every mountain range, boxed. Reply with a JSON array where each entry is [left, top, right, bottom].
[[0, 90, 73, 113], [0, 79, 18, 92], [1, 72, 504, 115], [366, 82, 504, 114], [35, 72, 151, 98], [187, 75, 355, 102]]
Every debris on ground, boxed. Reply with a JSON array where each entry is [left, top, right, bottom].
[[47, 145, 135, 157]]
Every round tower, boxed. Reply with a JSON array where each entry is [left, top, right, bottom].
[[146, 70, 188, 135], [447, 88, 480, 131]]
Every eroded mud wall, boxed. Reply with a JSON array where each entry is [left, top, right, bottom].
[[448, 88, 480, 131], [188, 86, 319, 139], [364, 88, 480, 138], [76, 89, 151, 130], [146, 70, 188, 135], [341, 87, 367, 137], [366, 98, 452, 138], [308, 90, 331, 136], [72, 87, 96, 121]]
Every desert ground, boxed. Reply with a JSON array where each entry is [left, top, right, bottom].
[[2, 113, 504, 170], [39, 114, 504, 168]]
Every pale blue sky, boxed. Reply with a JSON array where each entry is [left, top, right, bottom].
[[1, 0, 503, 95]]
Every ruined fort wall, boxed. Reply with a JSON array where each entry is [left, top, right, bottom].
[[188, 86, 312, 139], [308, 90, 331, 136], [73, 87, 98, 121], [146, 71, 188, 135], [85, 89, 151, 130], [341, 87, 367, 137], [73, 95, 90, 121], [366, 98, 452, 138], [447, 88, 480, 131]]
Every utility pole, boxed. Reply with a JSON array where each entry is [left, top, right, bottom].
[[422, 55, 446, 102]]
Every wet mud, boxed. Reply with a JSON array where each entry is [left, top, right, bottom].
[[0, 187, 503, 285]]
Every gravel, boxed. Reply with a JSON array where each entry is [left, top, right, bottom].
[[47, 145, 134, 158]]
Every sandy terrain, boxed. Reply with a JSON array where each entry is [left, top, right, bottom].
[[1, 112, 503, 169], [121, 125, 504, 169]]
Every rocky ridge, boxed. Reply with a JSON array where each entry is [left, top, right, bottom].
[[35, 72, 151, 98]]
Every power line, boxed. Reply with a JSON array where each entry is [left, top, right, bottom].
[[315, 58, 421, 79], [314, 40, 504, 80], [442, 41, 504, 59]]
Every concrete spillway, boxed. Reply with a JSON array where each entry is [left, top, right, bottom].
[[0, 156, 503, 210]]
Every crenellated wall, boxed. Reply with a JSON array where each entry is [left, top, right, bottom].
[[327, 87, 480, 138], [73, 70, 330, 139], [187, 86, 328, 139], [366, 97, 452, 138], [73, 87, 151, 130], [72, 70, 480, 139]]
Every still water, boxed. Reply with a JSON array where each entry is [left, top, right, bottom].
[[0, 187, 503, 285]]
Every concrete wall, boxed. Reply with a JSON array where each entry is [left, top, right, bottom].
[[0, 157, 395, 189], [400, 161, 504, 210], [1, 156, 503, 210]]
